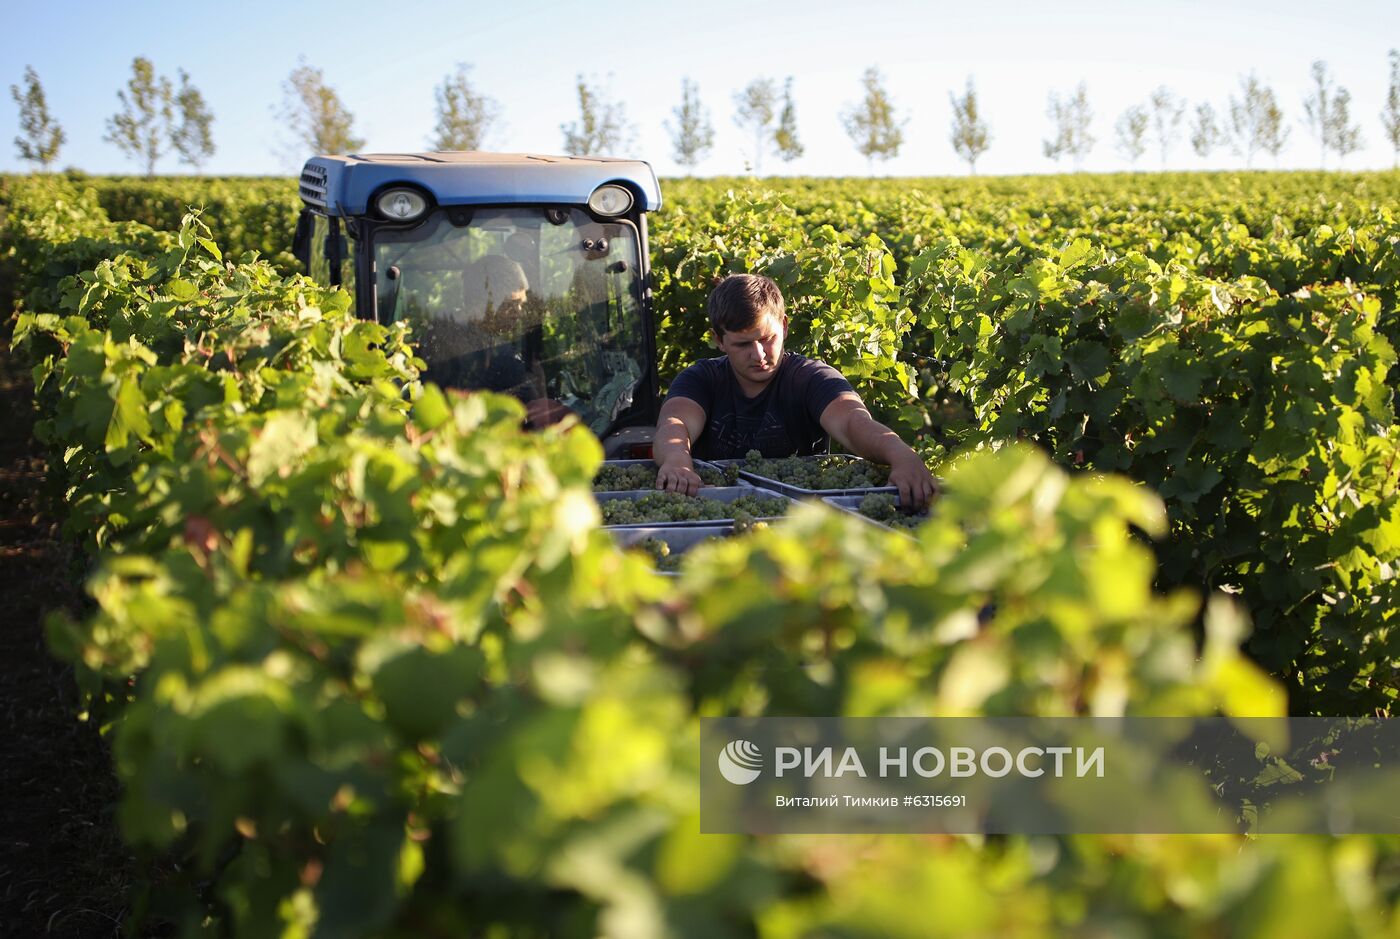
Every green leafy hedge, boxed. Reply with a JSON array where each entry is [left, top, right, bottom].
[[899, 221, 1400, 715]]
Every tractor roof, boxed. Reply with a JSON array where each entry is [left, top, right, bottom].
[[298, 152, 662, 215]]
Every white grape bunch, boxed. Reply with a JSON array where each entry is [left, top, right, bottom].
[[739, 450, 890, 490], [857, 492, 927, 530], [594, 463, 732, 491], [601, 491, 790, 525]]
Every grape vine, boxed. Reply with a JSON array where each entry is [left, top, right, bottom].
[[7, 169, 1400, 938]]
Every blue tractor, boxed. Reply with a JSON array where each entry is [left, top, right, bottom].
[[293, 152, 663, 456]]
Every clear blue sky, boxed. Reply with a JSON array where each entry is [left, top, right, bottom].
[[3, 0, 1398, 177]]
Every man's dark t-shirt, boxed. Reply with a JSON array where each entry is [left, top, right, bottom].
[[665, 352, 854, 459]]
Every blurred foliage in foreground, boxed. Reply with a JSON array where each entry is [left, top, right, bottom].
[[3, 171, 1400, 936]]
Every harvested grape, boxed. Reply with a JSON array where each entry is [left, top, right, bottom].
[[738, 451, 892, 490], [634, 536, 671, 563], [601, 491, 790, 525], [731, 509, 769, 534], [627, 536, 699, 572], [857, 492, 928, 530], [593, 462, 733, 491]]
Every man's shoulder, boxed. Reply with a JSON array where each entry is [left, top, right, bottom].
[[688, 354, 730, 370], [674, 355, 730, 382], [667, 355, 729, 404]]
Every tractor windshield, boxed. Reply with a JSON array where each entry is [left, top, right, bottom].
[[373, 206, 649, 435]]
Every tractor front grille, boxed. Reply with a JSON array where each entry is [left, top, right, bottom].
[[298, 164, 328, 208]]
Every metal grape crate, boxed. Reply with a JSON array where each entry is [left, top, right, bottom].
[[597, 486, 795, 528], [709, 454, 899, 499], [593, 458, 738, 494], [609, 524, 734, 576], [821, 494, 925, 538]]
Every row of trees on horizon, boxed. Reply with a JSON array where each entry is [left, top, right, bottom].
[[10, 55, 1400, 177]]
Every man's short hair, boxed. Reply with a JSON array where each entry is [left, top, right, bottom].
[[707, 273, 785, 338]]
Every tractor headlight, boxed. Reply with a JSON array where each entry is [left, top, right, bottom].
[[375, 188, 429, 221], [587, 184, 634, 217]]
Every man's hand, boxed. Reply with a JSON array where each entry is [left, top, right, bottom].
[[888, 451, 937, 511], [656, 457, 703, 497], [654, 397, 708, 496]]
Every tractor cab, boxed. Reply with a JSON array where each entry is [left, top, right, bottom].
[[293, 152, 662, 456]]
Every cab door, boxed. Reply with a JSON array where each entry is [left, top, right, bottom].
[[292, 209, 358, 313]]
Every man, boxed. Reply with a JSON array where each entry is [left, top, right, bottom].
[[654, 273, 937, 509]]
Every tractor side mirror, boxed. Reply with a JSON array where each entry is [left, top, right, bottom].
[[291, 209, 313, 271], [292, 209, 313, 271]]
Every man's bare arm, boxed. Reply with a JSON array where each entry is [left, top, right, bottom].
[[819, 393, 936, 509], [653, 396, 709, 496]]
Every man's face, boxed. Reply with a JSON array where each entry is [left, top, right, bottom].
[[474, 286, 529, 333], [715, 313, 787, 387]]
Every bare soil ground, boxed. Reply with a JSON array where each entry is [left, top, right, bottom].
[[0, 334, 133, 937]]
